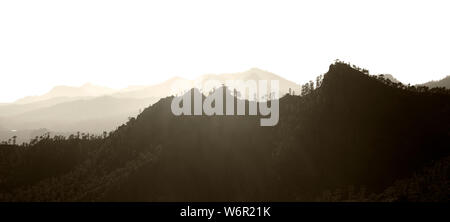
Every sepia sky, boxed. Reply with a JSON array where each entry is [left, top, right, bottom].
[[1, 0, 449, 102]]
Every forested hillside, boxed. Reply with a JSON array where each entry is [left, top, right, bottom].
[[1, 62, 449, 201]]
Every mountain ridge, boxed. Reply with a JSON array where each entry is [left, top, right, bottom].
[[421, 75, 450, 89], [1, 62, 448, 201], [14, 83, 117, 104]]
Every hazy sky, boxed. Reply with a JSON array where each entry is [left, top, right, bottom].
[[1, 0, 449, 102]]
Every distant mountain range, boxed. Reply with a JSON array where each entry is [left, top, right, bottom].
[[0, 96, 158, 144], [378, 74, 400, 83], [11, 68, 299, 105], [1, 68, 449, 144], [0, 68, 299, 143], [421, 75, 450, 88], [3, 96, 157, 132], [1, 62, 448, 201], [14, 83, 117, 104], [376, 74, 450, 89]]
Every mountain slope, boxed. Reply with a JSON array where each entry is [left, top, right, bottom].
[[112, 68, 300, 100], [14, 83, 117, 104], [1, 62, 449, 202], [112, 77, 192, 99], [196, 68, 299, 97], [377, 74, 400, 83], [1, 68, 298, 143], [3, 96, 158, 133], [0, 96, 93, 117], [421, 75, 450, 89]]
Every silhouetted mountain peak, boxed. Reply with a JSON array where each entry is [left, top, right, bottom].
[[322, 62, 370, 89], [2, 62, 450, 202], [327, 62, 369, 76], [328, 62, 352, 72]]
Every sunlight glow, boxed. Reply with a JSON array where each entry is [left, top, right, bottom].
[[1, 0, 449, 102]]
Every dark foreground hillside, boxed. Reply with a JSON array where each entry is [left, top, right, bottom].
[[1, 62, 449, 201]]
